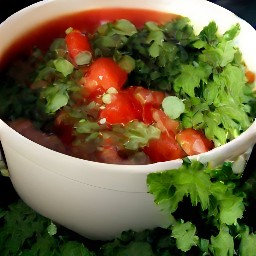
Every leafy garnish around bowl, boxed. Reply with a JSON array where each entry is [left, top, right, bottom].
[[0, 200, 96, 256], [146, 159, 256, 255], [1, 158, 256, 255]]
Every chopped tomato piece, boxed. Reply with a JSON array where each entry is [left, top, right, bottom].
[[152, 108, 180, 134], [82, 57, 128, 99], [176, 128, 214, 156], [99, 91, 140, 125], [127, 86, 165, 107], [65, 29, 92, 66], [141, 104, 155, 124], [143, 132, 185, 162], [125, 86, 165, 124], [245, 70, 255, 84]]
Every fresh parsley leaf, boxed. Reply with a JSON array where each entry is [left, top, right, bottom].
[[147, 160, 214, 213], [60, 241, 93, 256], [173, 62, 211, 97], [239, 226, 256, 256], [198, 21, 219, 46], [171, 220, 199, 252], [41, 82, 69, 113], [146, 159, 252, 254], [210, 225, 234, 256]]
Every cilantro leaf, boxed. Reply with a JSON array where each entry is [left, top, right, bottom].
[[223, 23, 240, 42], [147, 160, 212, 213], [0, 200, 96, 256], [239, 227, 256, 256], [41, 82, 69, 114], [210, 181, 245, 225], [198, 21, 219, 46], [60, 241, 93, 256], [171, 221, 199, 252], [210, 225, 234, 256], [173, 62, 211, 97]]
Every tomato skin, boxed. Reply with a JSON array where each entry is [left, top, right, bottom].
[[65, 29, 92, 65], [83, 57, 128, 98], [99, 91, 140, 125], [176, 128, 214, 156], [152, 109, 180, 134], [125, 86, 165, 124], [129, 86, 165, 107], [143, 132, 185, 162], [245, 70, 255, 84], [141, 104, 155, 124]]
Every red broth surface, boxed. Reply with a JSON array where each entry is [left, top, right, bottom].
[[1, 8, 179, 68]]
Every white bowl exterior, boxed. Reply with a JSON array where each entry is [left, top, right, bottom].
[[2, 138, 171, 239], [1, 0, 256, 240]]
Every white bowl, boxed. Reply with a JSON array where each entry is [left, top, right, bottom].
[[1, 0, 256, 240]]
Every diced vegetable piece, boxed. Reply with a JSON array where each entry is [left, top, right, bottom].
[[176, 128, 214, 155], [82, 57, 128, 98], [130, 86, 165, 107], [98, 91, 140, 125], [162, 96, 185, 119], [125, 86, 165, 124], [143, 131, 185, 162], [65, 28, 92, 65], [245, 70, 255, 83], [152, 109, 180, 134]]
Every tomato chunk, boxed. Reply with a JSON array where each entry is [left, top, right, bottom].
[[128, 86, 165, 107], [140, 104, 155, 124], [125, 86, 165, 123], [99, 91, 140, 125], [143, 132, 185, 162], [245, 70, 255, 84], [176, 128, 214, 156], [65, 29, 92, 66], [152, 109, 180, 134], [83, 57, 128, 98]]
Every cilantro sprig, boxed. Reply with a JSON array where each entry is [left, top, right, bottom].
[[1, 158, 256, 255], [146, 159, 256, 255], [93, 18, 255, 147], [0, 200, 96, 256]]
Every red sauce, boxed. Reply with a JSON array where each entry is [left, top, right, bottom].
[[1, 8, 179, 69]]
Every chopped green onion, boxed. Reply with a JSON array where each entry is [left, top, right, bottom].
[[53, 58, 74, 77], [74, 52, 92, 65], [162, 96, 185, 119]]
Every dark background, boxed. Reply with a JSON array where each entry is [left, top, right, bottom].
[[0, 0, 256, 26], [0, 0, 255, 207]]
